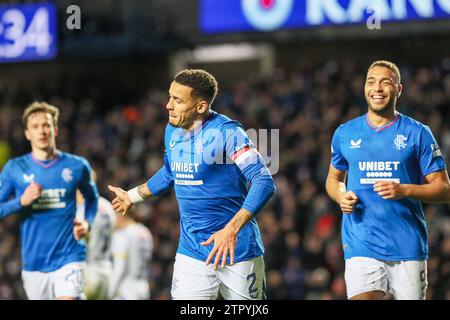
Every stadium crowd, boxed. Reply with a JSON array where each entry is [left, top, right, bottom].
[[0, 58, 449, 299]]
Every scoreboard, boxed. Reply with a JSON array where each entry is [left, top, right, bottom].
[[0, 3, 57, 63]]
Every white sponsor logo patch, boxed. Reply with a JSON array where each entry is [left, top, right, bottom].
[[23, 173, 35, 183], [431, 143, 442, 158], [350, 139, 361, 149]]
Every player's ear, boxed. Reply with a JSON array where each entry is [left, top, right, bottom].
[[24, 129, 31, 141], [54, 126, 59, 137], [397, 83, 403, 97], [196, 100, 209, 114]]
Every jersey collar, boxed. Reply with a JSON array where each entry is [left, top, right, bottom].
[[170, 111, 216, 141], [30, 150, 62, 168], [365, 112, 400, 132]]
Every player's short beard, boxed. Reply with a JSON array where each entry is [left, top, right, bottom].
[[367, 95, 397, 115]]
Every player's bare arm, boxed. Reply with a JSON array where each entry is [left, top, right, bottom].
[[108, 183, 153, 215], [326, 164, 358, 213], [201, 208, 253, 270], [374, 169, 450, 203]]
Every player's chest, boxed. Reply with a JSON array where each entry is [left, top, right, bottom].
[[16, 165, 80, 195], [341, 131, 416, 164], [167, 136, 222, 178]]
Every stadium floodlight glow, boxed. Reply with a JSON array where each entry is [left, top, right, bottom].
[[192, 43, 262, 63], [0, 3, 57, 63]]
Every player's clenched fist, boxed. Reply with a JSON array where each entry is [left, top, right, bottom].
[[339, 191, 358, 213], [20, 182, 42, 207], [108, 185, 132, 215]]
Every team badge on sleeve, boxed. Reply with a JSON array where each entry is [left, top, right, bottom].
[[431, 143, 443, 158]]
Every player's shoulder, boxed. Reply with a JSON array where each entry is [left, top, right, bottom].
[[2, 153, 31, 172], [6, 153, 30, 165], [398, 113, 428, 131], [59, 151, 91, 167], [334, 114, 366, 135], [210, 111, 243, 131]]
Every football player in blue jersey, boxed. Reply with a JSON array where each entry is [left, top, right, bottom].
[[326, 60, 450, 300], [109, 69, 276, 300], [0, 102, 99, 299]]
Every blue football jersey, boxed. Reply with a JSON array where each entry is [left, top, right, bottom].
[[331, 113, 446, 261], [147, 111, 275, 263], [0, 151, 99, 272]]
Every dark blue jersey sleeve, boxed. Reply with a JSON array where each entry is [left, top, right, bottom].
[[223, 123, 276, 215], [78, 159, 99, 226], [0, 160, 23, 219], [417, 125, 447, 177], [331, 125, 348, 171], [146, 152, 174, 196]]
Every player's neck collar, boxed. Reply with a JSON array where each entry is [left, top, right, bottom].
[[30, 150, 61, 168], [171, 110, 216, 138], [365, 112, 400, 132]]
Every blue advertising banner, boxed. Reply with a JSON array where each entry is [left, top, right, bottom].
[[200, 0, 450, 33], [0, 3, 57, 63]]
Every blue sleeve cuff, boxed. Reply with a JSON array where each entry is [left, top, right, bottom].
[[146, 166, 174, 197], [242, 175, 276, 216]]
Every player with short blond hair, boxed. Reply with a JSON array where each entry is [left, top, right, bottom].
[[0, 101, 99, 300]]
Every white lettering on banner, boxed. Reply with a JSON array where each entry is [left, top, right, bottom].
[[438, 0, 450, 12], [306, 0, 449, 25], [306, 0, 347, 24], [348, 0, 391, 22]]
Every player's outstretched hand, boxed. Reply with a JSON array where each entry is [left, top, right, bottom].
[[108, 185, 132, 215], [20, 182, 42, 207], [73, 219, 89, 240], [373, 181, 405, 200], [339, 191, 358, 213], [201, 225, 237, 271]]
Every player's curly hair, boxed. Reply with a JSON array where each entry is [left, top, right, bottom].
[[22, 101, 60, 128], [174, 69, 219, 106], [369, 60, 401, 83]]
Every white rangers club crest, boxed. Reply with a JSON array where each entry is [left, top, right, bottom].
[[62, 168, 73, 183], [394, 135, 408, 150]]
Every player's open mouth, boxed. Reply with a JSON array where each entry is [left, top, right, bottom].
[[370, 95, 386, 103]]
